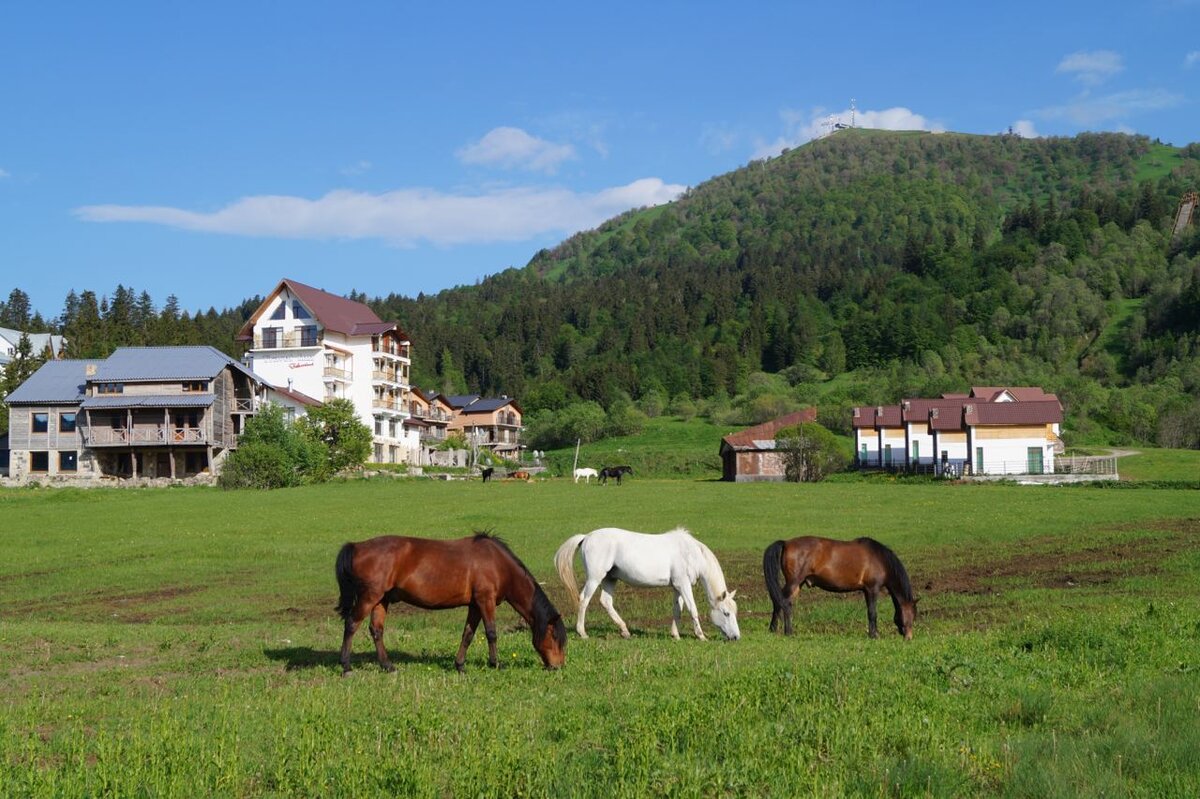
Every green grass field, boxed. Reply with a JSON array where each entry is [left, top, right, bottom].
[[2, 478, 1198, 797]]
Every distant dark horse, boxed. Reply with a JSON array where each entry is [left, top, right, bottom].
[[335, 533, 567, 673], [762, 536, 917, 639], [599, 465, 633, 485], [480, 467, 494, 482]]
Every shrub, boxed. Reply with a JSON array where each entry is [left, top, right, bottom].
[[218, 441, 298, 490], [775, 422, 849, 482]]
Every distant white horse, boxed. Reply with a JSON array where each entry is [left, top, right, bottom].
[[573, 467, 598, 484], [554, 527, 740, 640]]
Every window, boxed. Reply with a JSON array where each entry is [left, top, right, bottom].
[[30, 451, 49, 472], [292, 301, 312, 319], [270, 302, 287, 320], [262, 327, 280, 348], [182, 381, 209, 392], [299, 325, 318, 347], [59, 412, 77, 433], [32, 413, 49, 433], [975, 447, 984, 473], [98, 383, 123, 394], [59, 451, 78, 472], [912, 441, 920, 462]]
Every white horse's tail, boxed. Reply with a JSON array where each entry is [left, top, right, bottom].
[[554, 533, 588, 610]]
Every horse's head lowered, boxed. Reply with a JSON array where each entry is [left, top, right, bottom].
[[531, 590, 568, 669], [895, 597, 918, 640], [709, 589, 740, 640]]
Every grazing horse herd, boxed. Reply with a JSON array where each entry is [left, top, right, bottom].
[[336, 518, 918, 673]]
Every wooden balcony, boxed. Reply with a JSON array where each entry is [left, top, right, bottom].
[[84, 427, 209, 446], [324, 367, 351, 380]]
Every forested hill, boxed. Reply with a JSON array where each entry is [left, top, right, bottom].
[[369, 130, 1200, 446], [4, 129, 1200, 446]]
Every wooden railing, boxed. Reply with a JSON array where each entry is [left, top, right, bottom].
[[85, 427, 208, 446], [323, 367, 350, 380]]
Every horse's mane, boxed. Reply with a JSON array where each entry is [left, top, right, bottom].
[[856, 537, 913, 602], [669, 527, 732, 602], [472, 531, 567, 650]]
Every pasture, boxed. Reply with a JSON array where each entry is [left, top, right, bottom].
[[1, 478, 1198, 797]]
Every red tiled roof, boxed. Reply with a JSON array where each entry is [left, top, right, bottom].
[[851, 406, 877, 429], [970, 386, 1053, 403], [928, 403, 967, 431], [901, 397, 966, 422], [721, 409, 817, 450], [875, 405, 902, 427], [965, 400, 1062, 426], [236, 279, 408, 341]]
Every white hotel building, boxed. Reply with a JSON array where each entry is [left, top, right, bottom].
[[237, 278, 421, 464]]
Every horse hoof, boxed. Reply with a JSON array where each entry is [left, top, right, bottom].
[[455, 662, 465, 674], [620, 630, 632, 639], [382, 663, 396, 673]]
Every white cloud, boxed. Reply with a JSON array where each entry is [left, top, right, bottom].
[[751, 105, 945, 160], [0, 167, 9, 179], [1056, 50, 1124, 85], [73, 178, 686, 246], [457, 127, 576, 173], [1035, 88, 1183, 125], [1186, 50, 1200, 68], [1012, 120, 1040, 138], [340, 160, 372, 176]]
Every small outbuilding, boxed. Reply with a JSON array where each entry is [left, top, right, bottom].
[[719, 409, 817, 482]]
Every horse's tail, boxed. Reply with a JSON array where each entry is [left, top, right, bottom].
[[762, 540, 788, 613], [554, 534, 588, 610], [334, 542, 361, 622]]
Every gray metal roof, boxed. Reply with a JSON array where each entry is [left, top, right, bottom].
[[94, 346, 262, 383], [4, 360, 89, 404], [80, 395, 215, 409], [460, 397, 518, 413]]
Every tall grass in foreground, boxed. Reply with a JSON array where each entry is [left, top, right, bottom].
[[1, 479, 1197, 796]]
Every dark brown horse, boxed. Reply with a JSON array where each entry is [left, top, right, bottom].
[[335, 533, 567, 673], [763, 536, 917, 639]]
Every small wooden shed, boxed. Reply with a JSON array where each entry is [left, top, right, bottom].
[[719, 409, 817, 482]]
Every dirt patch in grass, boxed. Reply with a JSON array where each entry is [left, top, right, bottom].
[[921, 519, 1198, 597]]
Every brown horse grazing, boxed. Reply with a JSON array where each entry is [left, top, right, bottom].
[[763, 536, 917, 639], [335, 533, 567, 674]]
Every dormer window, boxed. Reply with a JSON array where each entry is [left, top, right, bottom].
[[182, 381, 209, 393], [97, 383, 123, 394]]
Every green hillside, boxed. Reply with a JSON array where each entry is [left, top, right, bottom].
[[374, 130, 1200, 449], [6, 130, 1200, 450]]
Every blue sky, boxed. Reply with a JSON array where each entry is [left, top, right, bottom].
[[2, 2, 1197, 319]]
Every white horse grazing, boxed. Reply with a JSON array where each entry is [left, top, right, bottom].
[[573, 467, 598, 484], [554, 527, 740, 640]]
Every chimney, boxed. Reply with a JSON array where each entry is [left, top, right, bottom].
[[85, 363, 97, 377], [287, 378, 293, 391]]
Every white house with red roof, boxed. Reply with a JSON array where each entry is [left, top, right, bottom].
[[237, 279, 419, 464], [854, 386, 1064, 476]]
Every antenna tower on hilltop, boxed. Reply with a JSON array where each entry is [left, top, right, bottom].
[[850, 98, 856, 128]]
